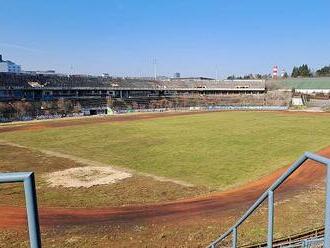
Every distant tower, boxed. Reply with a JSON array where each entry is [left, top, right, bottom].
[[272, 65, 278, 79], [174, 72, 180, 78], [280, 69, 286, 78]]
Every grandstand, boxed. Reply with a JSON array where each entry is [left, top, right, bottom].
[[0, 72, 294, 121], [0, 73, 266, 102]]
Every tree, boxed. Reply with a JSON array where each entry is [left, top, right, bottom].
[[316, 65, 330, 77], [0, 102, 11, 118], [73, 101, 82, 114], [131, 101, 139, 109], [150, 100, 159, 109], [56, 98, 66, 115], [12, 101, 32, 117], [255, 74, 262, 79], [300, 64, 312, 77], [282, 72, 289, 78], [106, 98, 113, 107], [291, 64, 312, 78], [291, 66, 299, 78], [56, 98, 73, 115]]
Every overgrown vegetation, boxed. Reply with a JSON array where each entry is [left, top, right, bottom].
[[0, 99, 82, 121]]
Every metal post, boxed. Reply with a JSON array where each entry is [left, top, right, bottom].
[[23, 173, 42, 248], [324, 164, 330, 248], [232, 227, 237, 248], [267, 191, 274, 248]]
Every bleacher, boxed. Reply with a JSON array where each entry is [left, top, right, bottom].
[[163, 79, 265, 89], [0, 73, 158, 89], [0, 73, 266, 90], [0, 73, 270, 104]]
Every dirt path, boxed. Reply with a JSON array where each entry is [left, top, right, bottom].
[[0, 147, 328, 229]]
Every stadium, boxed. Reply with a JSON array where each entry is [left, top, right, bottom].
[[0, 72, 292, 121], [1, 70, 330, 247], [1, 1, 330, 247]]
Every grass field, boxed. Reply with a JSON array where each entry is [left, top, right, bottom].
[[0, 111, 329, 247], [0, 144, 207, 207], [1, 111, 330, 189]]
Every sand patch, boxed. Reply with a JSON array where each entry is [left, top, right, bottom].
[[44, 166, 132, 188]]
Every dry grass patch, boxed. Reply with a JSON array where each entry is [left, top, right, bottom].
[[0, 144, 209, 208], [43, 166, 132, 188]]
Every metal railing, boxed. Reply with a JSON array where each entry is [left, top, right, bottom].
[[301, 237, 324, 248], [240, 226, 324, 247], [281, 237, 324, 248], [0, 172, 41, 248], [208, 152, 330, 248]]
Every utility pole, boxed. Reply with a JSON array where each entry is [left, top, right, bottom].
[[153, 58, 157, 80]]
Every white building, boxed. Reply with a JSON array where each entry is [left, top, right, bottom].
[[0, 55, 21, 73], [291, 97, 304, 106]]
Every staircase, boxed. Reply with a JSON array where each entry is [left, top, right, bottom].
[[240, 227, 324, 247]]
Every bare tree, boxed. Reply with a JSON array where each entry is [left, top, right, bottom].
[[73, 101, 82, 114], [131, 101, 139, 109]]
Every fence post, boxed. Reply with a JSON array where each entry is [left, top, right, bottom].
[[324, 164, 330, 248], [267, 190, 274, 248], [23, 173, 42, 248], [232, 227, 237, 248]]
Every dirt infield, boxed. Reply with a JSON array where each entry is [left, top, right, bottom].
[[0, 146, 328, 230]]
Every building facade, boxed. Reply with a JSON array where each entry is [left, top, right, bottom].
[[0, 55, 21, 73]]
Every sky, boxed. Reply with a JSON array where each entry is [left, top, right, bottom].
[[0, 0, 330, 78]]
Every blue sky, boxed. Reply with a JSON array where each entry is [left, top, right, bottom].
[[1, 0, 329, 78]]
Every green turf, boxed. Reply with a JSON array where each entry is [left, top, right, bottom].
[[1, 111, 330, 189]]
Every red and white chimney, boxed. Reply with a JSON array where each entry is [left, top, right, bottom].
[[272, 65, 278, 79]]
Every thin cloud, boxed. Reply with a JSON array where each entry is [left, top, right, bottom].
[[0, 42, 44, 53]]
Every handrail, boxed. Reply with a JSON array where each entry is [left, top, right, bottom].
[[207, 152, 330, 248], [0, 172, 41, 248]]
